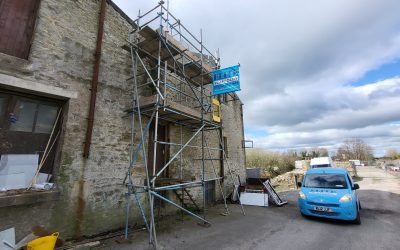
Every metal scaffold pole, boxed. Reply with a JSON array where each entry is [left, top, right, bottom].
[[122, 1, 244, 248], [200, 28, 206, 221]]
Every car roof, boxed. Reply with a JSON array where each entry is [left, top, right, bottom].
[[306, 167, 348, 175]]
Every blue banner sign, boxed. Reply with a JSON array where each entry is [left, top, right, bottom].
[[212, 65, 240, 95]]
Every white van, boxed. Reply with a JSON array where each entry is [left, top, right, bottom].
[[310, 157, 334, 168]]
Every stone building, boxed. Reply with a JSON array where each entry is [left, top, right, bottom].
[[0, 0, 246, 240]]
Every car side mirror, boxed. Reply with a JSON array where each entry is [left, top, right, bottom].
[[297, 181, 302, 188], [353, 183, 360, 190]]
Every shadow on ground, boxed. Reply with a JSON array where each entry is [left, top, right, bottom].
[[93, 188, 400, 250]]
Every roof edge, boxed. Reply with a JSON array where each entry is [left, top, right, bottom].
[[107, 0, 136, 27]]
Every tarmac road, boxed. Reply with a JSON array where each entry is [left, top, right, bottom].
[[100, 166, 400, 250]]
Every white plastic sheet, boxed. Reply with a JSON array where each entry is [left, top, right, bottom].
[[240, 192, 269, 207], [0, 227, 15, 250], [0, 154, 39, 190]]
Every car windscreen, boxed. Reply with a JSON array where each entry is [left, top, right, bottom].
[[311, 164, 330, 168], [303, 174, 348, 189]]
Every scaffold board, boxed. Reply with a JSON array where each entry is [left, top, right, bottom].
[[263, 180, 288, 206]]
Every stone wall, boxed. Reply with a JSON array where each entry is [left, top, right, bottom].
[[0, 0, 246, 240], [0, 0, 138, 240], [221, 94, 246, 186]]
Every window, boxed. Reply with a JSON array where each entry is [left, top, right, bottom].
[[35, 104, 59, 133], [8, 100, 59, 133], [0, 90, 63, 184], [310, 164, 331, 168], [346, 174, 353, 188], [303, 174, 348, 189], [9, 100, 37, 132], [0, 92, 61, 133], [0, 0, 41, 59]]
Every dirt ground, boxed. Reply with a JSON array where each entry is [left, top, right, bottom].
[[91, 166, 400, 250]]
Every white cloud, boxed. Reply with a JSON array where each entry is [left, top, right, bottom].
[[252, 124, 400, 154], [255, 78, 400, 131]]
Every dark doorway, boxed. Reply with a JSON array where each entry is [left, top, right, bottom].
[[147, 122, 168, 178], [148, 122, 169, 214], [205, 180, 216, 205]]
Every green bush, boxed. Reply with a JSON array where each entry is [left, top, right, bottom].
[[246, 149, 297, 177]]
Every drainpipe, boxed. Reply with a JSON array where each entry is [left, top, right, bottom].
[[83, 0, 107, 158]]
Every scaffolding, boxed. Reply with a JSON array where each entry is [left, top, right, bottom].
[[122, 1, 245, 248]]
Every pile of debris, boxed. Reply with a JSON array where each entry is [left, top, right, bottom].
[[271, 169, 305, 191]]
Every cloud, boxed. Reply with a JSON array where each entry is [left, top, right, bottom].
[[252, 124, 400, 152], [252, 78, 400, 131], [246, 77, 400, 155], [113, 0, 400, 156]]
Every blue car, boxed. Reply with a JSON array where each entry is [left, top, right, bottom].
[[298, 167, 361, 224]]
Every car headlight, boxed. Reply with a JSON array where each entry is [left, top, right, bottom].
[[339, 194, 352, 202], [299, 191, 306, 200]]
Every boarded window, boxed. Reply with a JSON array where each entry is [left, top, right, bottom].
[[205, 180, 215, 205], [0, 0, 41, 59]]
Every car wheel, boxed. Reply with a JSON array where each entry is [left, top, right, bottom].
[[353, 209, 361, 225], [359, 201, 362, 210]]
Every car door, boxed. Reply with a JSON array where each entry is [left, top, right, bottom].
[[346, 173, 358, 207]]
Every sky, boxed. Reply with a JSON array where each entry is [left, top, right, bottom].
[[113, 0, 400, 157]]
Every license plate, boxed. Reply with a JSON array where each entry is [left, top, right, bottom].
[[314, 206, 332, 212]]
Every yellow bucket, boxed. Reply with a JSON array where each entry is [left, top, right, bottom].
[[27, 232, 59, 250]]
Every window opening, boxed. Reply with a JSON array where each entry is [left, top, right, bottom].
[[0, 90, 63, 191]]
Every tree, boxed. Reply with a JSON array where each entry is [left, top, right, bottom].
[[336, 138, 373, 161], [385, 148, 398, 160], [297, 147, 329, 160], [309, 147, 329, 157], [300, 150, 308, 160]]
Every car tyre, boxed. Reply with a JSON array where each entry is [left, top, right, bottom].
[[353, 209, 361, 225]]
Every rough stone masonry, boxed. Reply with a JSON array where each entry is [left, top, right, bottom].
[[0, 0, 246, 240]]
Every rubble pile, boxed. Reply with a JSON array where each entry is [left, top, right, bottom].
[[271, 169, 305, 189]]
